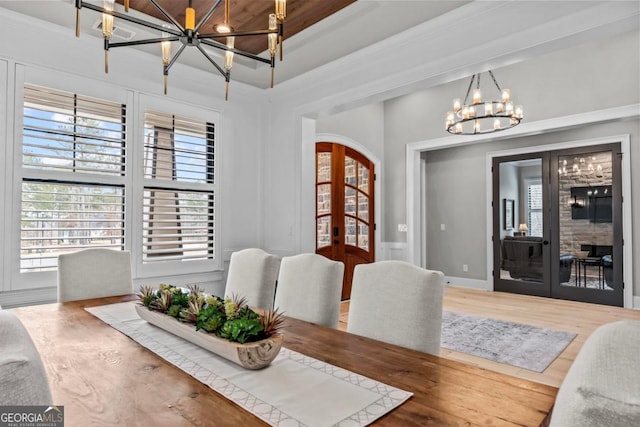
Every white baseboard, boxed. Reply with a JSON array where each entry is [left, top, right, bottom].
[[444, 276, 492, 291], [0, 287, 57, 309], [633, 296, 640, 310]]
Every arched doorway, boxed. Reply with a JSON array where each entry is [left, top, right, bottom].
[[316, 142, 375, 300]]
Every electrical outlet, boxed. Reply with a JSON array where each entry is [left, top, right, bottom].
[[463, 264, 468, 272], [398, 224, 408, 232], [440, 223, 445, 231]]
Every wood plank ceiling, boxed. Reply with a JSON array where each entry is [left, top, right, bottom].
[[117, 0, 357, 54]]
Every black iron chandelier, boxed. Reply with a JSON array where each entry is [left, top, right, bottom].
[[75, 0, 286, 100], [445, 70, 523, 135]]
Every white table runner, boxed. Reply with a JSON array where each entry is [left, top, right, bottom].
[[86, 302, 412, 427]]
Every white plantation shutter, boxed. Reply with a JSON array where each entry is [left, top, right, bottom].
[[23, 85, 126, 175], [527, 181, 543, 237], [142, 111, 215, 263], [20, 84, 126, 272]]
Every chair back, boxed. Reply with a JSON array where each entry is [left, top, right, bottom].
[[274, 253, 344, 328], [347, 261, 444, 355], [0, 311, 53, 405], [58, 248, 133, 302], [224, 248, 281, 311]]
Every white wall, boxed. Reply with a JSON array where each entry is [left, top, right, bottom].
[[316, 103, 384, 159], [261, 2, 639, 258], [384, 29, 640, 242]]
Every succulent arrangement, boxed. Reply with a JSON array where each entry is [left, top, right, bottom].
[[137, 284, 284, 344]]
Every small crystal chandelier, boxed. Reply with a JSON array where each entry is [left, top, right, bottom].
[[445, 70, 523, 135], [75, 0, 286, 101]]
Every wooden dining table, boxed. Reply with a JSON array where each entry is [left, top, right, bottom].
[[14, 295, 557, 426]]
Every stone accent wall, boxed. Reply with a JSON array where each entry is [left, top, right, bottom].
[[559, 152, 613, 255]]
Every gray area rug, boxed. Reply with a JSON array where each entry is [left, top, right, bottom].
[[440, 311, 576, 372]]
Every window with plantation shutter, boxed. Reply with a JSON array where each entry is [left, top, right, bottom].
[[20, 84, 126, 272], [142, 111, 215, 263], [527, 180, 543, 237]]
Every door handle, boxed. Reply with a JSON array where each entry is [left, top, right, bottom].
[[333, 240, 339, 245], [333, 227, 339, 237], [543, 240, 549, 245]]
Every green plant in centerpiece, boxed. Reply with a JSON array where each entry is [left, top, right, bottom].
[[136, 284, 284, 344]]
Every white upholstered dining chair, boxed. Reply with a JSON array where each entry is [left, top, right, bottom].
[[273, 253, 344, 328], [0, 311, 53, 405], [347, 260, 445, 355], [57, 248, 133, 302], [224, 248, 281, 311]]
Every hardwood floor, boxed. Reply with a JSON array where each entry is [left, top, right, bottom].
[[339, 285, 640, 388]]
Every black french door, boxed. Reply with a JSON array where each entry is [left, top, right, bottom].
[[493, 143, 623, 306]]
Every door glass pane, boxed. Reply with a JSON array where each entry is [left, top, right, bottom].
[[345, 187, 356, 215], [559, 151, 613, 291], [345, 156, 356, 185], [499, 159, 544, 285], [345, 216, 356, 246], [317, 216, 331, 249], [358, 163, 369, 194], [357, 192, 369, 221], [317, 153, 331, 182], [358, 221, 369, 251], [317, 184, 331, 215]]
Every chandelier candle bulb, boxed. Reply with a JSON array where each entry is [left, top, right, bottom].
[[268, 13, 278, 55], [101, 14, 113, 38], [506, 102, 514, 115], [275, 0, 287, 61], [472, 89, 482, 104], [453, 98, 462, 112], [493, 119, 501, 130], [484, 102, 493, 115], [102, 0, 114, 39], [501, 88, 511, 102], [185, 6, 195, 30], [474, 120, 481, 133], [275, 0, 287, 20], [455, 123, 463, 134], [496, 102, 504, 113], [515, 105, 523, 119], [161, 32, 171, 65], [446, 112, 455, 128], [225, 37, 235, 71]]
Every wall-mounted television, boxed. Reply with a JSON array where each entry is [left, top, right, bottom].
[[570, 186, 612, 223]]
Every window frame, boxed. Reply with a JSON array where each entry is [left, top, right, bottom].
[[134, 94, 220, 279], [0, 59, 7, 293], [11, 67, 133, 290], [10, 68, 221, 291]]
